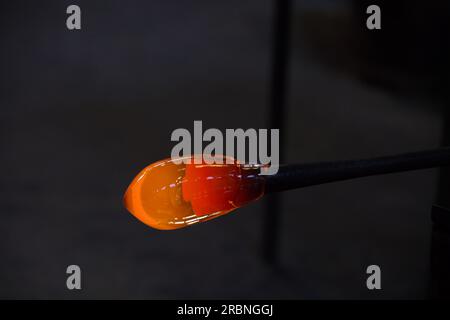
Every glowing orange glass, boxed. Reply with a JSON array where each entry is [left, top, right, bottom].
[[123, 156, 266, 230]]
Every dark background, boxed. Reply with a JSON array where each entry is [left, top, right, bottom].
[[1, 0, 449, 299]]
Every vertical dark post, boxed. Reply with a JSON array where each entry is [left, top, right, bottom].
[[437, 54, 450, 208], [433, 2, 450, 299], [430, 206, 450, 299], [263, 0, 292, 265], [438, 101, 450, 208], [436, 5, 450, 209]]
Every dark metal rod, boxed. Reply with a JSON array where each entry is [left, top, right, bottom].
[[263, 0, 292, 265], [265, 147, 450, 193]]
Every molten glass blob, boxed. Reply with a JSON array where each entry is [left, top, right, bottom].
[[123, 156, 266, 230]]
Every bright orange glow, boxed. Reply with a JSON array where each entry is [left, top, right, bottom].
[[123, 156, 265, 230]]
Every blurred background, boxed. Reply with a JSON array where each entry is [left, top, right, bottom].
[[1, 0, 449, 299]]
